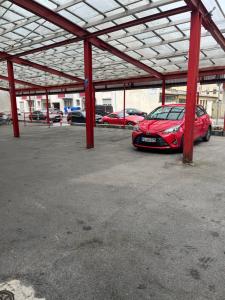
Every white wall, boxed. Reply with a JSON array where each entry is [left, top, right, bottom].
[[95, 89, 161, 113], [0, 91, 10, 112]]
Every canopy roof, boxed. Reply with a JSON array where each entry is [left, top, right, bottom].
[[0, 0, 225, 95]]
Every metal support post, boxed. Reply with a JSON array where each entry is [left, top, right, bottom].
[[183, 10, 202, 163], [7, 60, 20, 137], [162, 79, 166, 106], [84, 40, 94, 148]]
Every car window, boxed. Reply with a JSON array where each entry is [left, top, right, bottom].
[[166, 107, 185, 120], [196, 106, 206, 117], [72, 112, 82, 117], [146, 106, 185, 120], [108, 114, 118, 118], [118, 112, 129, 118]]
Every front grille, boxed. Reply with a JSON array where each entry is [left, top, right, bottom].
[[134, 134, 168, 147]]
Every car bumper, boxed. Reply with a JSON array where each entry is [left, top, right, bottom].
[[132, 131, 182, 149]]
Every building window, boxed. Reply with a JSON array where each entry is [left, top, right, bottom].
[[102, 98, 112, 105], [19, 102, 24, 112], [64, 98, 73, 107]]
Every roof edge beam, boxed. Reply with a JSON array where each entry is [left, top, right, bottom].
[[14, 65, 225, 94]]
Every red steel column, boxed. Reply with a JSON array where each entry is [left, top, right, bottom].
[[84, 40, 94, 148], [196, 91, 200, 104], [7, 60, 20, 137], [92, 86, 96, 127], [162, 79, 166, 106], [29, 94, 33, 123], [123, 85, 126, 127], [45, 90, 50, 127], [183, 10, 202, 163]]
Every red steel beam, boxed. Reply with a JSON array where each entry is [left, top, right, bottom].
[[0, 74, 43, 88], [14, 64, 225, 94], [84, 40, 94, 149], [7, 60, 20, 137], [183, 10, 202, 163], [0, 51, 83, 83], [9, 0, 162, 79], [161, 79, 166, 105], [2, 6, 190, 60], [184, 0, 225, 52]]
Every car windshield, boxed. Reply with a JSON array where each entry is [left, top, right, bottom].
[[117, 112, 129, 118], [146, 106, 185, 120]]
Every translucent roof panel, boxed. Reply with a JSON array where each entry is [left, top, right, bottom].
[[0, 0, 225, 90]]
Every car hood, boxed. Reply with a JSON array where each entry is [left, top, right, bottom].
[[139, 119, 183, 133]]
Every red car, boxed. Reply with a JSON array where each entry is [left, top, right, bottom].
[[102, 111, 144, 126], [132, 104, 212, 150]]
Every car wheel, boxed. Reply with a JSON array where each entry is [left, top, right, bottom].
[[203, 126, 211, 142]]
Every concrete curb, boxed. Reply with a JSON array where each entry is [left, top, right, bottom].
[[71, 123, 134, 130]]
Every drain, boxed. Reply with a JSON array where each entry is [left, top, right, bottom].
[[0, 290, 14, 300]]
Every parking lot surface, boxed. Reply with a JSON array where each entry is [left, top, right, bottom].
[[0, 125, 225, 300]]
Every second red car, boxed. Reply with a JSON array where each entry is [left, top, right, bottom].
[[102, 111, 144, 126]]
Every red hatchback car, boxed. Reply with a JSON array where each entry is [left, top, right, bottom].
[[102, 111, 144, 126], [132, 104, 212, 150]]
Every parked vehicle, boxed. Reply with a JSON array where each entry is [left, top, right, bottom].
[[95, 105, 113, 116], [29, 110, 61, 122], [0, 112, 11, 125], [122, 108, 147, 117], [132, 104, 212, 150], [67, 111, 102, 123], [102, 111, 144, 126], [50, 108, 63, 116]]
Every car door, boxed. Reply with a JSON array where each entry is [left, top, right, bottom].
[[72, 112, 82, 123], [117, 112, 127, 125], [197, 106, 209, 136], [107, 113, 119, 124], [194, 106, 204, 139]]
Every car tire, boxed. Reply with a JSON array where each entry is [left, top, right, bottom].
[[203, 126, 211, 142]]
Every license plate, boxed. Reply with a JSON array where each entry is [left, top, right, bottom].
[[141, 137, 156, 143]]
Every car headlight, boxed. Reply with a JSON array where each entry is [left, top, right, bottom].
[[163, 125, 180, 134]]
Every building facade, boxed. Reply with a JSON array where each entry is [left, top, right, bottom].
[[0, 91, 11, 113], [0, 83, 224, 119]]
